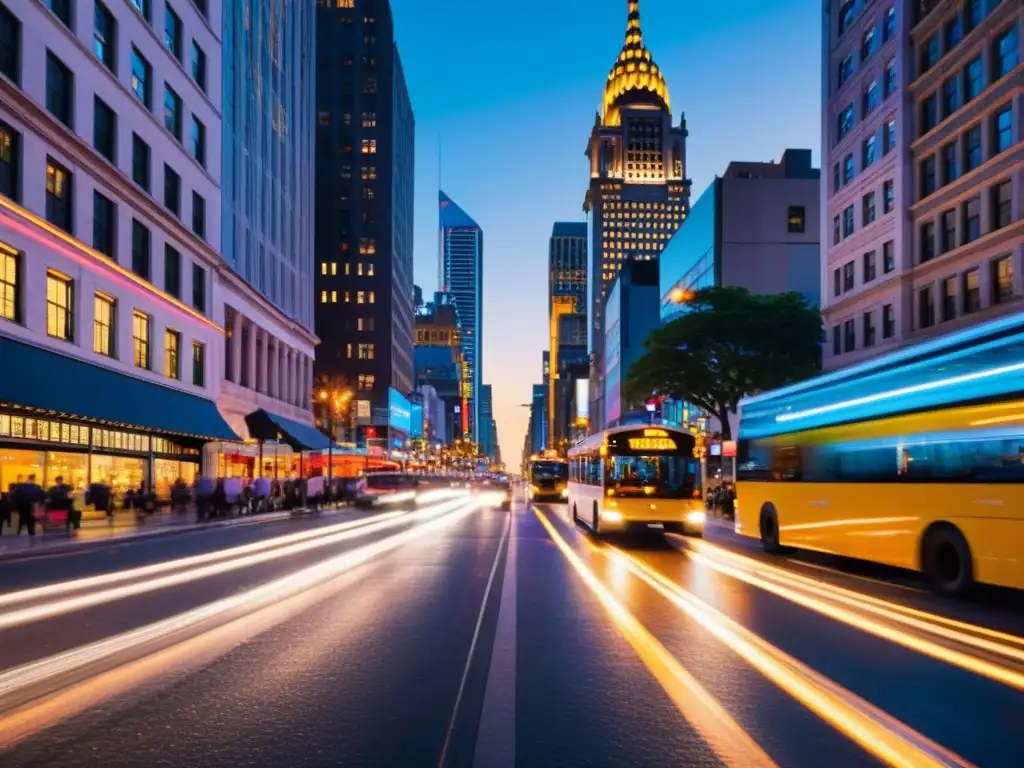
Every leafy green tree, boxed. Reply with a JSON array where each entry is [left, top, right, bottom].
[[624, 287, 822, 439]]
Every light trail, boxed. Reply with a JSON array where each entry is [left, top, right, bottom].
[[0, 497, 486, 724], [533, 509, 778, 768], [0, 495, 471, 630], [605, 545, 974, 768], [688, 540, 1024, 661], [681, 544, 1024, 692]]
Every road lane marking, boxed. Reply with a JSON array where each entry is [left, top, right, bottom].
[[0, 498, 486, 741], [472, 507, 518, 768], [607, 547, 974, 768], [783, 557, 925, 594], [437, 509, 510, 767], [683, 544, 1024, 692], [534, 509, 777, 768], [0, 497, 471, 629]]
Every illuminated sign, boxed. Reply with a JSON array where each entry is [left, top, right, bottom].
[[643, 429, 668, 437], [722, 440, 737, 457], [628, 437, 677, 451]]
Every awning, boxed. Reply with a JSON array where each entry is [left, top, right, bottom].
[[0, 336, 239, 441], [244, 409, 330, 452]]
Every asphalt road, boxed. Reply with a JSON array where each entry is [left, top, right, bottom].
[[0, 489, 1020, 767]]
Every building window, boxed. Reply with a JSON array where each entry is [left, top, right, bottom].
[[192, 341, 205, 386], [842, 205, 854, 237], [132, 133, 150, 192], [132, 219, 150, 280], [962, 196, 981, 243], [843, 319, 855, 352], [45, 0, 71, 27], [964, 56, 983, 101], [164, 4, 182, 60], [883, 240, 895, 273], [46, 52, 73, 128], [358, 343, 375, 360], [920, 222, 935, 263], [0, 120, 20, 202], [165, 329, 180, 379], [942, 76, 960, 119], [884, 58, 896, 97], [192, 192, 206, 239], [45, 159, 72, 234], [862, 135, 876, 168], [357, 374, 374, 390], [164, 86, 182, 140], [833, 268, 841, 298], [942, 277, 957, 322], [921, 34, 939, 75], [843, 261, 854, 293], [0, 2, 18, 83], [992, 180, 1012, 230], [787, 206, 805, 233], [882, 303, 895, 338], [966, 125, 982, 171], [94, 2, 116, 72], [132, 310, 150, 369], [862, 192, 876, 226], [843, 153, 854, 184], [92, 191, 116, 258], [838, 0, 854, 35], [883, 116, 896, 155], [130, 0, 151, 22], [919, 286, 935, 329], [93, 97, 117, 163], [994, 106, 1013, 155], [164, 244, 180, 297], [0, 244, 19, 323], [920, 93, 938, 135], [832, 325, 841, 356], [863, 312, 876, 348], [191, 42, 206, 92], [941, 141, 958, 186], [993, 27, 1019, 80], [920, 155, 936, 198], [832, 163, 840, 194], [992, 256, 1014, 304], [946, 12, 964, 51], [189, 117, 206, 167], [46, 269, 73, 341], [883, 5, 896, 41], [861, 26, 876, 60], [131, 47, 151, 109], [837, 104, 854, 141], [863, 79, 879, 114], [192, 263, 206, 313], [883, 179, 894, 213], [863, 251, 876, 283], [941, 209, 957, 253], [963, 268, 981, 314], [164, 165, 180, 216], [832, 215, 840, 245], [93, 291, 115, 357]]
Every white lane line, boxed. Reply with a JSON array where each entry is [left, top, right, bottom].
[[437, 509, 511, 768], [785, 558, 925, 594], [472, 507, 518, 768]]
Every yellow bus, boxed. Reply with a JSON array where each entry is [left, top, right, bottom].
[[568, 425, 705, 537], [526, 452, 569, 502], [735, 313, 1024, 595]]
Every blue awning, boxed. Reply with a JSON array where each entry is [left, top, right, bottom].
[[0, 335, 239, 441], [244, 409, 330, 452]]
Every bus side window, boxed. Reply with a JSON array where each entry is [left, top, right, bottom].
[[772, 446, 803, 481]]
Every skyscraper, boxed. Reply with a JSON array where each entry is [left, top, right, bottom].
[[478, 384, 494, 460], [821, 1, 1021, 372], [549, 222, 588, 445], [440, 191, 483, 444], [584, 0, 690, 431], [314, 1, 416, 441]]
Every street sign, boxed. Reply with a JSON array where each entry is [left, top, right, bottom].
[[722, 440, 737, 457]]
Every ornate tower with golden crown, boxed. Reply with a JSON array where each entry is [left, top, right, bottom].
[[585, 0, 690, 432]]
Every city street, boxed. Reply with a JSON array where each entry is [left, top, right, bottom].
[[0, 488, 1020, 766]]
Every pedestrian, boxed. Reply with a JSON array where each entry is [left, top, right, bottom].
[[15, 474, 44, 538], [47, 475, 78, 531]]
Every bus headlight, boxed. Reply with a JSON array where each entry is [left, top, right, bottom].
[[603, 510, 623, 523], [561, 488, 568, 498], [686, 511, 706, 526]]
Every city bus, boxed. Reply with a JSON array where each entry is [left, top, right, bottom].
[[735, 313, 1024, 596], [526, 452, 569, 502], [567, 425, 705, 536]]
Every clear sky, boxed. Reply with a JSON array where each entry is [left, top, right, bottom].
[[391, 0, 822, 463]]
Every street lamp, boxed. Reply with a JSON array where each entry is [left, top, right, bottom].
[[317, 387, 352, 489]]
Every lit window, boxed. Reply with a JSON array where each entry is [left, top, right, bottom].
[[358, 343, 375, 360], [321, 262, 327, 275], [331, 262, 337, 275], [94, 292, 116, 357], [357, 291, 365, 304], [192, 341, 205, 386], [331, 290, 338, 303], [165, 329, 180, 379], [320, 290, 327, 303], [369, 291, 375, 303], [133, 310, 150, 369], [46, 269, 73, 341], [0, 244, 19, 323]]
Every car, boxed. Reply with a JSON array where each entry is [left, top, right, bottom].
[[354, 472, 419, 510]]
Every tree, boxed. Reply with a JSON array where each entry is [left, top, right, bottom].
[[313, 373, 353, 439], [623, 287, 822, 439]]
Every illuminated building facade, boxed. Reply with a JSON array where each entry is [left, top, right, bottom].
[[822, 0, 1022, 372], [314, 0, 416, 442], [413, 291, 467, 443], [584, 0, 690, 431], [439, 191, 483, 443]]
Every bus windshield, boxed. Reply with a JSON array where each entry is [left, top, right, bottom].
[[606, 454, 700, 498], [531, 461, 568, 480]]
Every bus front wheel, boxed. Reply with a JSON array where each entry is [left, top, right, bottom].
[[571, 503, 580, 525], [921, 524, 973, 597], [591, 504, 601, 537], [760, 506, 782, 554]]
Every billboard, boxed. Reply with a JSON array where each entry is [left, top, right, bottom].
[[410, 403, 424, 438], [388, 388, 412, 434]]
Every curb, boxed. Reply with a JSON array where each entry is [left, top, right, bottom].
[[0, 508, 345, 563]]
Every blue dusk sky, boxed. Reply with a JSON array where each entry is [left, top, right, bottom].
[[390, 0, 822, 460]]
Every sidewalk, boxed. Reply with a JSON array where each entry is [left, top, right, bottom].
[[0, 507, 317, 561]]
